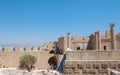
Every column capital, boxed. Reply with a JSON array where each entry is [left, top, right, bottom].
[[110, 23, 115, 28]]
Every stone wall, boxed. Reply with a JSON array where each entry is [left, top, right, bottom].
[[58, 36, 67, 52], [71, 36, 89, 50], [116, 34, 120, 50], [101, 39, 112, 50], [0, 41, 63, 71], [58, 35, 90, 51], [41, 41, 57, 51], [0, 46, 41, 52], [0, 41, 57, 69], [66, 50, 120, 60], [0, 50, 54, 69], [58, 24, 120, 51], [64, 50, 120, 75], [64, 60, 120, 75]]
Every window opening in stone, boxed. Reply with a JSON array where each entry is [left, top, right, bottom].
[[77, 47, 80, 50], [23, 47, 26, 51], [31, 47, 33, 50], [2, 48, 5, 51], [13, 47, 16, 51], [38, 47, 40, 50], [104, 46, 106, 50]]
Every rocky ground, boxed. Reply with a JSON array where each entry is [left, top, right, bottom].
[[0, 68, 60, 75]]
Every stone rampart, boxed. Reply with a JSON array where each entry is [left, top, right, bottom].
[[64, 60, 120, 75], [66, 50, 120, 60], [0, 46, 54, 69], [64, 50, 120, 75], [0, 46, 41, 52]]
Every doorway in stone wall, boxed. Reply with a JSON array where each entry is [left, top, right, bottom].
[[48, 56, 57, 70], [104, 46, 107, 50], [77, 47, 80, 50]]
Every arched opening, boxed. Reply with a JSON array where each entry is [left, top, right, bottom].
[[2, 48, 5, 51], [13, 47, 16, 51], [104, 46, 106, 50], [77, 47, 80, 50], [23, 47, 26, 51], [49, 50, 55, 54], [48, 56, 57, 70], [38, 47, 40, 50], [31, 47, 33, 51]]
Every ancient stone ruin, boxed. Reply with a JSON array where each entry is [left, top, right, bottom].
[[0, 23, 120, 75]]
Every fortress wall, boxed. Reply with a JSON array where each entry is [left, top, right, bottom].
[[101, 39, 112, 50], [66, 50, 120, 60], [116, 34, 120, 50], [0, 50, 54, 69], [0, 41, 56, 69], [41, 41, 56, 50], [116, 41, 120, 50], [71, 36, 89, 43], [71, 42, 89, 50], [65, 50, 120, 75], [70, 36, 90, 50], [0, 46, 41, 52], [64, 60, 120, 75], [58, 37, 65, 51]]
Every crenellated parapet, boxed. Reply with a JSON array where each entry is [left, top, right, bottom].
[[0, 46, 41, 52], [0, 41, 57, 53]]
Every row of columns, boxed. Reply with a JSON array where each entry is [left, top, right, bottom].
[[110, 23, 116, 50], [95, 23, 116, 50], [95, 31, 101, 50]]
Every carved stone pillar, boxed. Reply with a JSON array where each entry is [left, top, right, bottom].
[[97, 31, 101, 50], [95, 32, 98, 50], [67, 33, 71, 48], [110, 23, 116, 50]]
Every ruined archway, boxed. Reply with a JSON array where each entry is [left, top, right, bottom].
[[49, 50, 55, 54], [48, 56, 58, 70]]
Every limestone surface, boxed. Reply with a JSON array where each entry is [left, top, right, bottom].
[[0, 68, 60, 75]]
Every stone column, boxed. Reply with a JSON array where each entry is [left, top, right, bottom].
[[97, 31, 101, 50], [110, 23, 116, 50], [95, 32, 98, 50], [67, 33, 71, 48]]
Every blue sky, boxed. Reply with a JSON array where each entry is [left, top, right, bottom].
[[0, 0, 120, 45]]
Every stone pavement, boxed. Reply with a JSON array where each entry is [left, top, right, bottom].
[[0, 68, 60, 75]]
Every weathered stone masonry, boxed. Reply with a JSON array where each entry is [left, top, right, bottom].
[[58, 23, 120, 51], [64, 51, 120, 75]]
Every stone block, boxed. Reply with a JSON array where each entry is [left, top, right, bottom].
[[64, 69, 73, 74], [77, 64, 84, 70]]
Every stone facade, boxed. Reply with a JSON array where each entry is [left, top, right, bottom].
[[0, 23, 120, 75], [41, 41, 57, 51], [64, 51, 120, 75], [0, 41, 57, 69], [64, 60, 120, 75], [59, 24, 120, 75], [58, 33, 89, 52], [58, 23, 120, 51]]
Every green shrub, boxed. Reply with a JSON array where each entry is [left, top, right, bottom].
[[19, 54, 37, 71]]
